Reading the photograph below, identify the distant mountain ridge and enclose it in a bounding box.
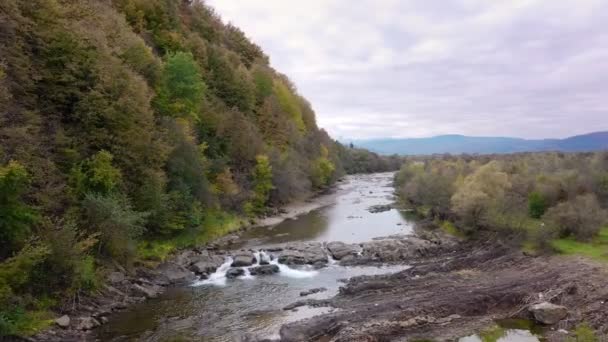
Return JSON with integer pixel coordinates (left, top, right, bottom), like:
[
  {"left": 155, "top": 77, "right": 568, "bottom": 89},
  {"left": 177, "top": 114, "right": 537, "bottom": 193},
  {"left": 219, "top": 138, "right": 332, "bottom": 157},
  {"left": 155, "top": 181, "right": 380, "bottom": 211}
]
[{"left": 353, "top": 131, "right": 608, "bottom": 155}]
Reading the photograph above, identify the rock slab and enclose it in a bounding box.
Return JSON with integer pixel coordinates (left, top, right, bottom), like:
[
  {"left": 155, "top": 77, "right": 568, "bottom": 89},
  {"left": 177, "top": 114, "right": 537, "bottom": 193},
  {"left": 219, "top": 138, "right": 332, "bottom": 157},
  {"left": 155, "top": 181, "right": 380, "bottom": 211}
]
[{"left": 529, "top": 302, "right": 568, "bottom": 324}]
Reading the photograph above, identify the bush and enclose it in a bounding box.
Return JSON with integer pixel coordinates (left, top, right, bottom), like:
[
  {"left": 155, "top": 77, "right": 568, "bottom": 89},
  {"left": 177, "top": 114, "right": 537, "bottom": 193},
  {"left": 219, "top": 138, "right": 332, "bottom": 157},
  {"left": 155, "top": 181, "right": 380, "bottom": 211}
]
[
  {"left": 542, "top": 194, "right": 607, "bottom": 241},
  {"left": 82, "top": 193, "right": 147, "bottom": 264}
]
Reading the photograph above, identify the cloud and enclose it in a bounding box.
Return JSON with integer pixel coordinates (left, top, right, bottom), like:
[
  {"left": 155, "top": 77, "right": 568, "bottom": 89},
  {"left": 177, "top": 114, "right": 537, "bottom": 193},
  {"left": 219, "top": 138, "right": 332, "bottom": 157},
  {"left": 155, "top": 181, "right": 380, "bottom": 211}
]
[{"left": 206, "top": 0, "right": 608, "bottom": 139}]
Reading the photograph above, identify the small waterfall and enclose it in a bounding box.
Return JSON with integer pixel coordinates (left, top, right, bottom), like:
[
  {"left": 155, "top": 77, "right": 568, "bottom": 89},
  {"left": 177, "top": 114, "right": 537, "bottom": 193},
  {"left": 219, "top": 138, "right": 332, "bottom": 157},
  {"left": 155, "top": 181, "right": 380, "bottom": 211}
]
[
  {"left": 192, "top": 257, "right": 233, "bottom": 287},
  {"left": 327, "top": 253, "right": 337, "bottom": 265},
  {"left": 269, "top": 258, "right": 318, "bottom": 279},
  {"left": 193, "top": 250, "right": 319, "bottom": 286},
  {"left": 241, "top": 267, "right": 254, "bottom": 280}
]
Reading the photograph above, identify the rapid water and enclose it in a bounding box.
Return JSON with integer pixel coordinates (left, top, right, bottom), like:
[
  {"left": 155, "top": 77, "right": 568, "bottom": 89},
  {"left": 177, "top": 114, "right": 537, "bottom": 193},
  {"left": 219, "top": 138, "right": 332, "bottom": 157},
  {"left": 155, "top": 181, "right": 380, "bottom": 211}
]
[{"left": 97, "top": 173, "right": 415, "bottom": 341}]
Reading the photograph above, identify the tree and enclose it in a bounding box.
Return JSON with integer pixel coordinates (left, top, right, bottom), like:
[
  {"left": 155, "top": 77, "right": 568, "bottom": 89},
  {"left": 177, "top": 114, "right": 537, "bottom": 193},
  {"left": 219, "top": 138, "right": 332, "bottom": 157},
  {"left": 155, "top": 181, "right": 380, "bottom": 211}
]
[
  {"left": 451, "top": 161, "right": 511, "bottom": 230},
  {"left": 528, "top": 191, "right": 547, "bottom": 219},
  {"left": 245, "top": 155, "right": 273, "bottom": 216},
  {"left": 154, "top": 52, "right": 206, "bottom": 120},
  {"left": 0, "top": 162, "right": 38, "bottom": 258},
  {"left": 70, "top": 151, "right": 122, "bottom": 197}
]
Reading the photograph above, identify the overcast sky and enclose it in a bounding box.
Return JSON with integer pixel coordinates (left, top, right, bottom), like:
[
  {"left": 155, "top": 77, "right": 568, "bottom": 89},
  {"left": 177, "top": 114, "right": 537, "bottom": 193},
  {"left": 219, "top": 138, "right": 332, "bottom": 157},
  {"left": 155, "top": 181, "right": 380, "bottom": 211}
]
[{"left": 206, "top": 0, "right": 608, "bottom": 140}]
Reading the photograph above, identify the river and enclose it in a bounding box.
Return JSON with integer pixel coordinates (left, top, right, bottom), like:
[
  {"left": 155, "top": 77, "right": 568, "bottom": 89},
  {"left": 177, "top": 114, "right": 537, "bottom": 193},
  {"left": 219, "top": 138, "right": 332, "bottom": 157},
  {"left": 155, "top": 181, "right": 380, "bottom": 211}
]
[{"left": 97, "top": 172, "right": 541, "bottom": 341}]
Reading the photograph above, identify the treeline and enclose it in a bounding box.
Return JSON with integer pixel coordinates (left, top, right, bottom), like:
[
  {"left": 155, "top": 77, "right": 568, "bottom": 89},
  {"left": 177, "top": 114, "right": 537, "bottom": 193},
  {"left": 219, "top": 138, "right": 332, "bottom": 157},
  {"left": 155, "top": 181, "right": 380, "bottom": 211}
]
[
  {"left": 0, "top": 0, "right": 355, "bottom": 335},
  {"left": 337, "top": 144, "right": 404, "bottom": 174},
  {"left": 396, "top": 152, "right": 608, "bottom": 246}
]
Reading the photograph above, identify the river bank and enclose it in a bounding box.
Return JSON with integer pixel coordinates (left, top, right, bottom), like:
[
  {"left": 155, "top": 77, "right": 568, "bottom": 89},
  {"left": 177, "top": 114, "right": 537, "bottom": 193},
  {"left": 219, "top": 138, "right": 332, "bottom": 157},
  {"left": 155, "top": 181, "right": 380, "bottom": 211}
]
[
  {"left": 279, "top": 233, "right": 608, "bottom": 341},
  {"left": 29, "top": 185, "right": 342, "bottom": 342}
]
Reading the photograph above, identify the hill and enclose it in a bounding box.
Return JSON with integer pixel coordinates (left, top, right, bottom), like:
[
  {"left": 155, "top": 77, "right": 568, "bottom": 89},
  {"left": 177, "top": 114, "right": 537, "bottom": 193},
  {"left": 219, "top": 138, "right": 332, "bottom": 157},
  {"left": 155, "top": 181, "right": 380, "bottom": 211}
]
[
  {"left": 0, "top": 0, "right": 383, "bottom": 335},
  {"left": 354, "top": 132, "right": 608, "bottom": 155}
]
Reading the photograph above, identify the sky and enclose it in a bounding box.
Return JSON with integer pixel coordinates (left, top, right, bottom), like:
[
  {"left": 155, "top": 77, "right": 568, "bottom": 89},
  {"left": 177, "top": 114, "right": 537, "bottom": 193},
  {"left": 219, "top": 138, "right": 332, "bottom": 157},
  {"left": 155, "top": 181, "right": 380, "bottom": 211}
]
[{"left": 205, "top": 0, "right": 608, "bottom": 140}]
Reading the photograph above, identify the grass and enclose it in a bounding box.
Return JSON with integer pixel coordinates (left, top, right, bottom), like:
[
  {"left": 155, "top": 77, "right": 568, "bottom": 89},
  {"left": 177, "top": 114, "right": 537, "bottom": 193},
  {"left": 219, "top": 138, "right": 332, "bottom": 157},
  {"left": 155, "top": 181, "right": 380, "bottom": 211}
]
[
  {"left": 439, "top": 220, "right": 466, "bottom": 238},
  {"left": 137, "top": 210, "right": 245, "bottom": 263},
  {"left": 551, "top": 227, "right": 608, "bottom": 262},
  {"left": 0, "top": 308, "right": 54, "bottom": 337}
]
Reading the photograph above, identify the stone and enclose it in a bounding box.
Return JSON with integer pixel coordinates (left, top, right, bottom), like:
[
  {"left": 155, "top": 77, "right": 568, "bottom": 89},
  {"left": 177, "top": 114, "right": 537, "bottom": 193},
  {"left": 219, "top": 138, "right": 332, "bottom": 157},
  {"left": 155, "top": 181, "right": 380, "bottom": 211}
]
[
  {"left": 326, "top": 241, "right": 358, "bottom": 260},
  {"left": 367, "top": 204, "right": 393, "bottom": 213},
  {"left": 190, "top": 255, "right": 224, "bottom": 275},
  {"left": 131, "top": 284, "right": 162, "bottom": 299},
  {"left": 107, "top": 272, "right": 126, "bottom": 284},
  {"left": 231, "top": 253, "right": 256, "bottom": 267},
  {"left": 55, "top": 315, "right": 70, "bottom": 328},
  {"left": 249, "top": 264, "right": 279, "bottom": 276},
  {"left": 299, "top": 287, "right": 327, "bottom": 297},
  {"left": 159, "top": 262, "right": 196, "bottom": 284},
  {"left": 74, "top": 316, "right": 99, "bottom": 330},
  {"left": 278, "top": 243, "right": 328, "bottom": 265},
  {"left": 529, "top": 302, "right": 568, "bottom": 324},
  {"left": 226, "top": 268, "right": 245, "bottom": 279}
]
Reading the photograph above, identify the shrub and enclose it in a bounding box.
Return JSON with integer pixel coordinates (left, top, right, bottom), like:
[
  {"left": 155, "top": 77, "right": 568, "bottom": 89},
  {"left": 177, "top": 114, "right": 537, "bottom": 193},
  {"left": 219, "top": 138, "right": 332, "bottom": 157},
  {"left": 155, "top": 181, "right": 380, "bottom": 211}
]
[
  {"left": 542, "top": 194, "right": 607, "bottom": 241},
  {"left": 82, "top": 193, "right": 147, "bottom": 263}
]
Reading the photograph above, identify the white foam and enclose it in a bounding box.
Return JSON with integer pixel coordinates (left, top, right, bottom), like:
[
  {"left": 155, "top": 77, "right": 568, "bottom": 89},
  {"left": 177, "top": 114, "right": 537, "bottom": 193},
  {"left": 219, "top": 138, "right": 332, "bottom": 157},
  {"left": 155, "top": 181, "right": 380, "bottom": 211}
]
[
  {"left": 241, "top": 267, "right": 255, "bottom": 280},
  {"left": 191, "top": 257, "right": 233, "bottom": 287},
  {"left": 270, "top": 258, "right": 318, "bottom": 279}
]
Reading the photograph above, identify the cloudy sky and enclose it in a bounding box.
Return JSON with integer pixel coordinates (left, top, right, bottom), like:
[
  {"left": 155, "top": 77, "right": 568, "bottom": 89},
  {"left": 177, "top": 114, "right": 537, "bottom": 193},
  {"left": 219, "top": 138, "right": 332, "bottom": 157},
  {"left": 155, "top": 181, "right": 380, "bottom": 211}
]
[{"left": 206, "top": 0, "right": 608, "bottom": 140}]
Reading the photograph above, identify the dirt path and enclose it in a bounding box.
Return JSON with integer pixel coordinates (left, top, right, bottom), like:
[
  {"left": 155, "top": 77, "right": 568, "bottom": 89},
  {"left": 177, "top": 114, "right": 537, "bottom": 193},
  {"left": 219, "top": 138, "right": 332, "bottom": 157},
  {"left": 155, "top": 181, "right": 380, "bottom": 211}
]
[{"left": 279, "top": 237, "right": 608, "bottom": 341}]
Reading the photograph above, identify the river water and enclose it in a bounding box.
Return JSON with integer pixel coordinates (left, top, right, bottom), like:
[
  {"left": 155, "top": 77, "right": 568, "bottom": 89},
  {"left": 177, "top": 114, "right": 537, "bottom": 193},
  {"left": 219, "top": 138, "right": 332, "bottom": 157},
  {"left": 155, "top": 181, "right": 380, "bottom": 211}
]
[
  {"left": 97, "top": 172, "right": 541, "bottom": 341},
  {"left": 98, "top": 173, "right": 414, "bottom": 341}
]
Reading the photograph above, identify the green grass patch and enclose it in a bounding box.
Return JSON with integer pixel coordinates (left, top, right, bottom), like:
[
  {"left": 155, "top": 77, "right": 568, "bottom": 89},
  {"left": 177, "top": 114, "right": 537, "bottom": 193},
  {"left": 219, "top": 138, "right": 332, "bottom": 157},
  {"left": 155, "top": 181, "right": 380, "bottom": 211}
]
[
  {"left": 439, "top": 220, "right": 465, "bottom": 238},
  {"left": 137, "top": 210, "right": 245, "bottom": 263},
  {"left": 0, "top": 308, "right": 54, "bottom": 337},
  {"left": 551, "top": 227, "right": 608, "bottom": 262}
]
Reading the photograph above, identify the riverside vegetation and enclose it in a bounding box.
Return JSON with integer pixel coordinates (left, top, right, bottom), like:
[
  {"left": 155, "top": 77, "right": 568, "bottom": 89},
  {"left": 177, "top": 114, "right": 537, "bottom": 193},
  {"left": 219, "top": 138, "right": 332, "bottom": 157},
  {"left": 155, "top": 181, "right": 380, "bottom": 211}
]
[
  {"left": 0, "top": 0, "right": 401, "bottom": 336},
  {"left": 395, "top": 152, "right": 608, "bottom": 255}
]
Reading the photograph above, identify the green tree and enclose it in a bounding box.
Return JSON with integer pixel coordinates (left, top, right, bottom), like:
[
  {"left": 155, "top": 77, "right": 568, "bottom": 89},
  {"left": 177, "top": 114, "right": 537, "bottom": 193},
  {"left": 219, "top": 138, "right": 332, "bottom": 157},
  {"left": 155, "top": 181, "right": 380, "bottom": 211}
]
[
  {"left": 154, "top": 52, "right": 206, "bottom": 120},
  {"left": 70, "top": 151, "right": 122, "bottom": 197},
  {"left": 0, "top": 162, "right": 38, "bottom": 258},
  {"left": 245, "top": 155, "right": 273, "bottom": 216},
  {"left": 528, "top": 191, "right": 547, "bottom": 219},
  {"left": 451, "top": 161, "right": 511, "bottom": 230}
]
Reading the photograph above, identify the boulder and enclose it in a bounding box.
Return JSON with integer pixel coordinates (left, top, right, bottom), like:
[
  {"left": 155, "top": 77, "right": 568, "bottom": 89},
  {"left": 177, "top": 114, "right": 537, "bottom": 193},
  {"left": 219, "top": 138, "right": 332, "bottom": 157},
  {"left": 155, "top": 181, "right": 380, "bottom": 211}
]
[
  {"left": 159, "top": 263, "right": 196, "bottom": 285},
  {"left": 226, "top": 268, "right": 245, "bottom": 279},
  {"left": 190, "top": 255, "right": 224, "bottom": 275},
  {"left": 107, "top": 272, "right": 126, "bottom": 284},
  {"left": 278, "top": 243, "right": 328, "bottom": 265},
  {"left": 55, "top": 315, "right": 70, "bottom": 328},
  {"left": 174, "top": 250, "right": 197, "bottom": 267},
  {"left": 249, "top": 264, "right": 279, "bottom": 276},
  {"left": 74, "top": 316, "right": 99, "bottom": 331},
  {"left": 326, "top": 241, "right": 358, "bottom": 260},
  {"left": 231, "top": 253, "right": 256, "bottom": 267},
  {"left": 529, "top": 302, "right": 568, "bottom": 324}
]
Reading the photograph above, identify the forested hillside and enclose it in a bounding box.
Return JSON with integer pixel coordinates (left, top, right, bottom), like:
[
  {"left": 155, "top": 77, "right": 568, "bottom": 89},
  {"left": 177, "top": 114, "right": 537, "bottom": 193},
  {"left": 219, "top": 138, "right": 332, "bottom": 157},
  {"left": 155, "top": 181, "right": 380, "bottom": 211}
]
[{"left": 0, "top": 0, "right": 370, "bottom": 335}]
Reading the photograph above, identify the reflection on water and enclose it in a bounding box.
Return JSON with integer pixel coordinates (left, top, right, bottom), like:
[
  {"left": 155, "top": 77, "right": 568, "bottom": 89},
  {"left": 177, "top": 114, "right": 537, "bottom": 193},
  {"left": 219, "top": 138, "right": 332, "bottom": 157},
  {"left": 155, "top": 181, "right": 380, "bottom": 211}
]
[
  {"left": 236, "top": 172, "right": 414, "bottom": 248},
  {"left": 98, "top": 173, "right": 416, "bottom": 341},
  {"left": 460, "top": 319, "right": 544, "bottom": 342}
]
